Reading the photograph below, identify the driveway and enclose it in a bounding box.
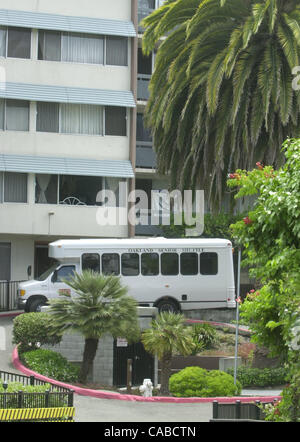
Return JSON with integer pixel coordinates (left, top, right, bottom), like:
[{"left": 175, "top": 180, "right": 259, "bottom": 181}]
[{"left": 0, "top": 315, "right": 212, "bottom": 423}]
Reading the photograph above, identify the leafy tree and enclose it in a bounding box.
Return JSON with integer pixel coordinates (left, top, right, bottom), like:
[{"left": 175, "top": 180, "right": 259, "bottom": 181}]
[
  {"left": 228, "top": 137, "right": 300, "bottom": 420},
  {"left": 142, "top": 0, "right": 300, "bottom": 209},
  {"left": 161, "top": 212, "right": 242, "bottom": 242},
  {"left": 48, "top": 271, "right": 140, "bottom": 384},
  {"left": 228, "top": 137, "right": 300, "bottom": 357},
  {"left": 141, "top": 312, "right": 195, "bottom": 395}
]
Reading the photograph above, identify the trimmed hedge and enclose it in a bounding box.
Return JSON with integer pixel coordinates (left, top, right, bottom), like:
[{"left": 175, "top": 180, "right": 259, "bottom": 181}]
[
  {"left": 13, "top": 313, "right": 61, "bottom": 353},
  {"left": 169, "top": 366, "right": 242, "bottom": 398},
  {"left": 226, "top": 366, "right": 289, "bottom": 387},
  {"left": 22, "top": 349, "right": 80, "bottom": 383}
]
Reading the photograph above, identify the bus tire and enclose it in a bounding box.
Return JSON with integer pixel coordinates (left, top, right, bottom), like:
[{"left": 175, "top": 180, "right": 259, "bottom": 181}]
[
  {"left": 28, "top": 297, "right": 48, "bottom": 313},
  {"left": 156, "top": 298, "right": 180, "bottom": 314}
]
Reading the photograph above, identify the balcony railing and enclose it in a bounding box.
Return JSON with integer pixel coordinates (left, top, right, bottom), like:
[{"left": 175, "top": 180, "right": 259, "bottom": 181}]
[
  {"left": 136, "top": 142, "right": 157, "bottom": 169},
  {"left": 137, "top": 74, "right": 151, "bottom": 101},
  {"left": 0, "top": 281, "right": 24, "bottom": 311}
]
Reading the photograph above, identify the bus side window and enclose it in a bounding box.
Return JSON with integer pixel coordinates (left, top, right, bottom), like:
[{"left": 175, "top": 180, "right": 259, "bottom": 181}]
[
  {"left": 180, "top": 253, "right": 198, "bottom": 275},
  {"left": 121, "top": 253, "right": 140, "bottom": 276},
  {"left": 141, "top": 253, "right": 159, "bottom": 276},
  {"left": 102, "top": 253, "right": 120, "bottom": 275},
  {"left": 161, "top": 253, "right": 179, "bottom": 276},
  {"left": 82, "top": 253, "right": 100, "bottom": 273},
  {"left": 200, "top": 252, "right": 218, "bottom": 275}
]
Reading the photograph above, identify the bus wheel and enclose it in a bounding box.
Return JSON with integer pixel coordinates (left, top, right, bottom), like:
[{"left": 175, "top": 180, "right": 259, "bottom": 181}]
[
  {"left": 156, "top": 299, "right": 180, "bottom": 314},
  {"left": 29, "top": 297, "right": 48, "bottom": 313}
]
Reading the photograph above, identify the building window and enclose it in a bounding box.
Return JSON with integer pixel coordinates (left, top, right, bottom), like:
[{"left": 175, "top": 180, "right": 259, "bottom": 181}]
[
  {"left": 200, "top": 252, "right": 218, "bottom": 275},
  {"left": 35, "top": 174, "right": 58, "bottom": 204},
  {"left": 35, "top": 174, "right": 125, "bottom": 207},
  {"left": 36, "top": 101, "right": 127, "bottom": 136},
  {"left": 38, "top": 30, "right": 61, "bottom": 61},
  {"left": 106, "top": 36, "right": 128, "bottom": 66},
  {"left": 105, "top": 107, "right": 127, "bottom": 136},
  {"left": 2, "top": 172, "right": 28, "bottom": 203},
  {"left": 36, "top": 102, "right": 103, "bottom": 135},
  {"left": 37, "top": 102, "right": 60, "bottom": 133},
  {"left": 0, "top": 26, "right": 31, "bottom": 59},
  {"left": 59, "top": 175, "right": 103, "bottom": 206},
  {"left": 4, "top": 100, "right": 29, "bottom": 132},
  {"left": 60, "top": 103, "right": 103, "bottom": 135},
  {"left": 62, "top": 32, "right": 104, "bottom": 64},
  {"left": 38, "top": 30, "right": 127, "bottom": 66}
]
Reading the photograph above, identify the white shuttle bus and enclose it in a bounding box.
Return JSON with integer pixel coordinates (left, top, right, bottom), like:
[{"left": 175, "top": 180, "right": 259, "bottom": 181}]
[{"left": 18, "top": 238, "right": 236, "bottom": 313}]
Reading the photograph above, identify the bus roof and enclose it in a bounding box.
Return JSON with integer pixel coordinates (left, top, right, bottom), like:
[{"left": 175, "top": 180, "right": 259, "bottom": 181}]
[{"left": 49, "top": 238, "right": 232, "bottom": 259}]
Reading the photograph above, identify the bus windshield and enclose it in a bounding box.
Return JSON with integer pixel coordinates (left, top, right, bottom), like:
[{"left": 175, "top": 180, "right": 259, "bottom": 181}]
[{"left": 36, "top": 263, "right": 59, "bottom": 281}]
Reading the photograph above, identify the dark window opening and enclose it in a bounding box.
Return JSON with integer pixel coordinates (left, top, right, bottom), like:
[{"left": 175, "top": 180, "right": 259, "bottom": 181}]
[
  {"left": 102, "top": 253, "right": 120, "bottom": 275},
  {"left": 121, "top": 253, "right": 140, "bottom": 276},
  {"left": 161, "top": 253, "right": 179, "bottom": 276},
  {"left": 180, "top": 253, "right": 198, "bottom": 275},
  {"left": 141, "top": 253, "right": 159, "bottom": 276},
  {"left": 200, "top": 252, "right": 218, "bottom": 275},
  {"left": 82, "top": 253, "right": 100, "bottom": 273}
]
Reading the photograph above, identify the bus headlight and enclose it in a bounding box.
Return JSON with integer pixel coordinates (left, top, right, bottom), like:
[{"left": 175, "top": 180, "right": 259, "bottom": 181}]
[{"left": 19, "top": 289, "right": 26, "bottom": 296}]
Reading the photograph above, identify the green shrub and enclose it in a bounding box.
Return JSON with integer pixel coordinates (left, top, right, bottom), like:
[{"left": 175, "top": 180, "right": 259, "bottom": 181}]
[
  {"left": 169, "top": 366, "right": 242, "bottom": 397},
  {"left": 226, "top": 366, "right": 289, "bottom": 388},
  {"left": 13, "top": 313, "right": 61, "bottom": 353},
  {"left": 22, "top": 349, "right": 79, "bottom": 383},
  {"left": 190, "top": 323, "right": 218, "bottom": 354}
]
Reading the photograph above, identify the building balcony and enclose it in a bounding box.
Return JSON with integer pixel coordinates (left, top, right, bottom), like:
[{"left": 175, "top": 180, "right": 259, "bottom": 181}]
[
  {"left": 137, "top": 74, "right": 151, "bottom": 101},
  {"left": 136, "top": 142, "right": 157, "bottom": 169},
  {"left": 0, "top": 202, "right": 128, "bottom": 238}
]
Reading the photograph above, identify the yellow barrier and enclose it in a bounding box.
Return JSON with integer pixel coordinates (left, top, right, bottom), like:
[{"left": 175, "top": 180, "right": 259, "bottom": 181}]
[{"left": 0, "top": 407, "right": 75, "bottom": 422}]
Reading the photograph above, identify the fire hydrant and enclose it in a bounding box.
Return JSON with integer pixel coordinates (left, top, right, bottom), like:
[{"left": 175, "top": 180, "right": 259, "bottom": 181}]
[{"left": 139, "top": 378, "right": 153, "bottom": 397}]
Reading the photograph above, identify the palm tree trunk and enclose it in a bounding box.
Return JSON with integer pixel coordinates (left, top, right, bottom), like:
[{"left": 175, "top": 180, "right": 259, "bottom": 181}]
[
  {"left": 79, "top": 338, "right": 99, "bottom": 384},
  {"left": 160, "top": 353, "right": 172, "bottom": 396}
]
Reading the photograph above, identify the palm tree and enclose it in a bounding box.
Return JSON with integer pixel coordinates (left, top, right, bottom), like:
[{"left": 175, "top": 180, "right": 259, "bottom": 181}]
[
  {"left": 142, "top": 0, "right": 300, "bottom": 210},
  {"left": 48, "top": 270, "right": 140, "bottom": 384},
  {"left": 141, "top": 312, "right": 195, "bottom": 395}
]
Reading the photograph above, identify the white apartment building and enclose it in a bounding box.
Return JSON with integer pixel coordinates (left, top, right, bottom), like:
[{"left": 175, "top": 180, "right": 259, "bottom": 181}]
[{"left": 0, "top": 0, "right": 138, "bottom": 282}]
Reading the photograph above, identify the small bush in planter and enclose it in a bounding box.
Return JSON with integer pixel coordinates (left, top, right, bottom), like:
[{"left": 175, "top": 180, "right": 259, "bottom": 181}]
[
  {"left": 169, "top": 366, "right": 242, "bottom": 397},
  {"left": 13, "top": 313, "right": 61, "bottom": 354},
  {"left": 22, "top": 349, "right": 80, "bottom": 383}
]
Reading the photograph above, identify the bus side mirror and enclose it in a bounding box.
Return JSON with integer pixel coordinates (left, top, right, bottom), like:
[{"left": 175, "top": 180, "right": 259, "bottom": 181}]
[
  {"left": 51, "top": 271, "right": 58, "bottom": 283},
  {"left": 27, "top": 265, "right": 32, "bottom": 278}
]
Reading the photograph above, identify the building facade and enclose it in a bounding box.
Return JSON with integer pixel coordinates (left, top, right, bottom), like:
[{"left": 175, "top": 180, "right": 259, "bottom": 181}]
[{"left": 0, "top": 0, "right": 138, "bottom": 282}]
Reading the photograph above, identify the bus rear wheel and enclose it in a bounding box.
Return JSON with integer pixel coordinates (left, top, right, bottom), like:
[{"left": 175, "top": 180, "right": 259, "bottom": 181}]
[{"left": 156, "top": 299, "right": 180, "bottom": 314}]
